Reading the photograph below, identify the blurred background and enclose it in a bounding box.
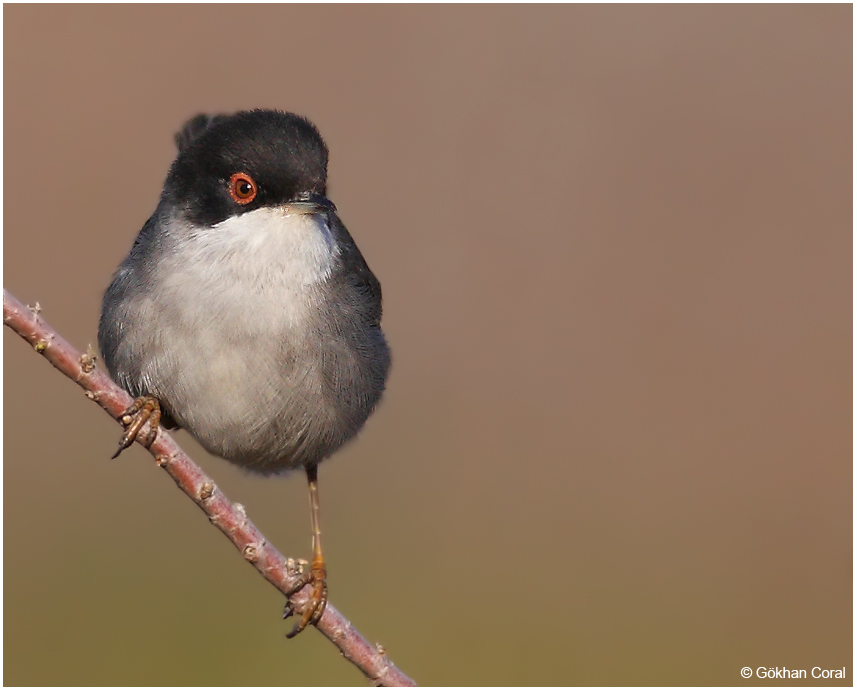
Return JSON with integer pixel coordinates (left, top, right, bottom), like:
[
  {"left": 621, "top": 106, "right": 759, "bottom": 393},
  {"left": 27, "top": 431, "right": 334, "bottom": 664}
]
[{"left": 3, "top": 5, "right": 851, "bottom": 686}]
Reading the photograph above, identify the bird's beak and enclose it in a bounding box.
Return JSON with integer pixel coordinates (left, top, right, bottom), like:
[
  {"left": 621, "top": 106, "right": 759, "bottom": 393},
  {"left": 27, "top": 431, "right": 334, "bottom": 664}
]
[{"left": 284, "top": 193, "right": 337, "bottom": 215}]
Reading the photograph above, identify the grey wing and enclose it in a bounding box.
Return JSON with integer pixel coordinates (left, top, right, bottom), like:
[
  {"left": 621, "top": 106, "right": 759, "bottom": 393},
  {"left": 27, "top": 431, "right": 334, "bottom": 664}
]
[
  {"left": 328, "top": 213, "right": 383, "bottom": 327},
  {"left": 97, "top": 213, "right": 161, "bottom": 397}
]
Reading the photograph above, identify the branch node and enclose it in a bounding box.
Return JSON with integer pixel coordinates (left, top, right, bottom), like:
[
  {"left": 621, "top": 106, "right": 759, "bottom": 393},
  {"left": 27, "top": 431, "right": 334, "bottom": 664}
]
[
  {"left": 155, "top": 454, "right": 170, "bottom": 467},
  {"left": 370, "top": 669, "right": 389, "bottom": 687},
  {"left": 34, "top": 339, "right": 48, "bottom": 353},
  {"left": 80, "top": 351, "right": 97, "bottom": 373},
  {"left": 199, "top": 481, "right": 215, "bottom": 501},
  {"left": 243, "top": 543, "right": 259, "bottom": 562}
]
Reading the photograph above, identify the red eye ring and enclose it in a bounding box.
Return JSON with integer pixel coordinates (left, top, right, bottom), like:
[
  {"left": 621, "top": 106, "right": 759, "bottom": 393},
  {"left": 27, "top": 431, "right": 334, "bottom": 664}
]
[{"left": 229, "top": 172, "right": 258, "bottom": 204}]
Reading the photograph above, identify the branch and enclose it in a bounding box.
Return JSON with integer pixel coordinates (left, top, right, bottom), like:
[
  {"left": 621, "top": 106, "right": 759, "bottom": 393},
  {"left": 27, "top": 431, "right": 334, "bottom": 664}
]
[{"left": 3, "top": 288, "right": 416, "bottom": 688}]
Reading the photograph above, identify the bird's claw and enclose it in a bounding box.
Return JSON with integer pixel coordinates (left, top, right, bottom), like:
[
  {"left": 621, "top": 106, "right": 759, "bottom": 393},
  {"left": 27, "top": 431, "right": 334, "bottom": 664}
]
[
  {"left": 284, "top": 562, "right": 327, "bottom": 638},
  {"left": 112, "top": 395, "right": 162, "bottom": 458}
]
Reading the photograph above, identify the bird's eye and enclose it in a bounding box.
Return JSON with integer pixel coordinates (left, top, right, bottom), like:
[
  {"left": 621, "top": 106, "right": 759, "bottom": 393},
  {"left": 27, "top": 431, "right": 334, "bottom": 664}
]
[{"left": 229, "top": 173, "right": 258, "bottom": 204}]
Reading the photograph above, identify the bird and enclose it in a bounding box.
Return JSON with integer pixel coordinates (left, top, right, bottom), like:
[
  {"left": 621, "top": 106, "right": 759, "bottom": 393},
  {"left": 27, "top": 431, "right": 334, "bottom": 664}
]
[{"left": 98, "top": 109, "right": 391, "bottom": 637}]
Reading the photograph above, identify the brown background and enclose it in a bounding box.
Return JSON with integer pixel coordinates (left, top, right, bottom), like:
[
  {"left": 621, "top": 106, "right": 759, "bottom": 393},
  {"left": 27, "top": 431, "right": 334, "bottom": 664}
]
[{"left": 3, "top": 5, "right": 851, "bottom": 686}]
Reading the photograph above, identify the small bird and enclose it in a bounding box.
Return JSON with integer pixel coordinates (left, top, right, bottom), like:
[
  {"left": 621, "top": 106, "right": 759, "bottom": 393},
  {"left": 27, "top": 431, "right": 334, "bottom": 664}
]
[{"left": 98, "top": 109, "right": 391, "bottom": 637}]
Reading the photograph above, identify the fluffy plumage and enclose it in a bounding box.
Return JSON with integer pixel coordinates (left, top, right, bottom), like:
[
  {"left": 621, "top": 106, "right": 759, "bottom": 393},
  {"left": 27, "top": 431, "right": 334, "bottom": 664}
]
[{"left": 98, "top": 110, "right": 390, "bottom": 473}]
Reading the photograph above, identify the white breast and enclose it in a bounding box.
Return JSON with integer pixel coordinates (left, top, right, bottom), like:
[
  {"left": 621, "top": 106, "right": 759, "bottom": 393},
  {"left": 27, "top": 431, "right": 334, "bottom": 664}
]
[
  {"left": 125, "top": 208, "right": 340, "bottom": 438},
  {"left": 155, "top": 207, "right": 340, "bottom": 334}
]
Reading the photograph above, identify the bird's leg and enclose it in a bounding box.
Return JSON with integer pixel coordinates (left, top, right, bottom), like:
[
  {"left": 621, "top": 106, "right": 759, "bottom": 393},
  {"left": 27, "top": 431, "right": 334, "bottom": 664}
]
[
  {"left": 283, "top": 463, "right": 328, "bottom": 638},
  {"left": 112, "top": 394, "right": 162, "bottom": 459}
]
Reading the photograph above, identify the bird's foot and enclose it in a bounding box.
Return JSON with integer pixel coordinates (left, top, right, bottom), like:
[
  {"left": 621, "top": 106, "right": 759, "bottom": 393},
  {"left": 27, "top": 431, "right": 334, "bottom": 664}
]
[
  {"left": 112, "top": 395, "right": 162, "bottom": 458},
  {"left": 283, "top": 558, "right": 328, "bottom": 638}
]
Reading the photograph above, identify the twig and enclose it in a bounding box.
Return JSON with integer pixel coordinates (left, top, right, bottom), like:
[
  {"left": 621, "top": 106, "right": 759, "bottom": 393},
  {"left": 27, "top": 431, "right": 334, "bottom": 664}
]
[{"left": 3, "top": 287, "right": 416, "bottom": 688}]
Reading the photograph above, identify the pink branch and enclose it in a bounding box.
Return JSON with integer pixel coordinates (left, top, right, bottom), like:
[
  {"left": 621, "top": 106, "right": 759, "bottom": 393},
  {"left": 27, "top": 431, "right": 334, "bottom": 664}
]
[{"left": 3, "top": 288, "right": 416, "bottom": 687}]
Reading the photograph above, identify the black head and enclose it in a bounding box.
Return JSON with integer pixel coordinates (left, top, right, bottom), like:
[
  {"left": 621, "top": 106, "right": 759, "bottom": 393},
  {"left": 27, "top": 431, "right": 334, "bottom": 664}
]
[{"left": 162, "top": 110, "right": 330, "bottom": 226}]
